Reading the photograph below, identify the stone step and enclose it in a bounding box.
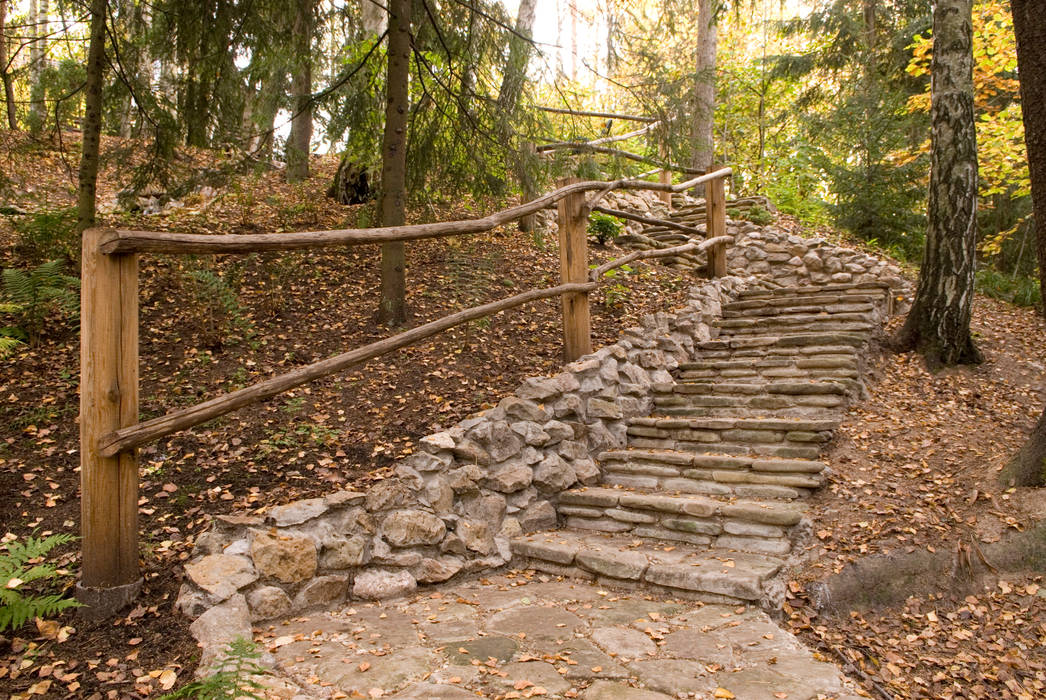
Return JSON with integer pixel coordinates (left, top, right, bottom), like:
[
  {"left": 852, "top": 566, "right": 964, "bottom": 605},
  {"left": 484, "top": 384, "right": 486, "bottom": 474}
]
[
  {"left": 598, "top": 448, "right": 828, "bottom": 499},
  {"left": 660, "top": 379, "right": 856, "bottom": 396},
  {"left": 723, "top": 296, "right": 883, "bottom": 312},
  {"left": 678, "top": 356, "right": 860, "bottom": 381},
  {"left": 623, "top": 436, "right": 823, "bottom": 460},
  {"left": 626, "top": 416, "right": 836, "bottom": 451},
  {"left": 736, "top": 282, "right": 890, "bottom": 299},
  {"left": 555, "top": 487, "right": 805, "bottom": 556},
  {"left": 653, "top": 404, "right": 843, "bottom": 419},
  {"left": 696, "top": 333, "right": 868, "bottom": 357},
  {"left": 512, "top": 529, "right": 786, "bottom": 603},
  {"left": 679, "top": 355, "right": 858, "bottom": 372},
  {"left": 716, "top": 312, "right": 875, "bottom": 327},
  {"left": 716, "top": 322, "right": 877, "bottom": 337}
]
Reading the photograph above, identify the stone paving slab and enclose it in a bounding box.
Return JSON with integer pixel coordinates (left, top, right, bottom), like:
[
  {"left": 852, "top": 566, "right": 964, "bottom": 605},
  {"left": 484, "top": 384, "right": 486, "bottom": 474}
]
[{"left": 254, "top": 572, "right": 866, "bottom": 699}]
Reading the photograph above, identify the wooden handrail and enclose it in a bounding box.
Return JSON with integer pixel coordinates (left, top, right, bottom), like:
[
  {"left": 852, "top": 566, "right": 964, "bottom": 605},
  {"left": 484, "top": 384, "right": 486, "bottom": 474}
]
[
  {"left": 592, "top": 205, "right": 703, "bottom": 237},
  {"left": 96, "top": 169, "right": 733, "bottom": 256},
  {"left": 98, "top": 281, "right": 597, "bottom": 457},
  {"left": 589, "top": 235, "right": 733, "bottom": 280}
]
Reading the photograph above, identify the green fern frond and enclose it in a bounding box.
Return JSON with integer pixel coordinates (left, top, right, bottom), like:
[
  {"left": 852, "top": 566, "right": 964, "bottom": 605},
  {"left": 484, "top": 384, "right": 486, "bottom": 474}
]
[
  {"left": 0, "top": 532, "right": 79, "bottom": 632},
  {"left": 159, "top": 638, "right": 270, "bottom": 700},
  {"left": 0, "top": 333, "right": 25, "bottom": 358}
]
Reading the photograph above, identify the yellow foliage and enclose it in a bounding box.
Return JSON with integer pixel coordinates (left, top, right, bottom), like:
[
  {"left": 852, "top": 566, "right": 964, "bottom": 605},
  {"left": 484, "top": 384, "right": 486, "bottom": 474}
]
[{"left": 904, "top": 0, "right": 1028, "bottom": 255}]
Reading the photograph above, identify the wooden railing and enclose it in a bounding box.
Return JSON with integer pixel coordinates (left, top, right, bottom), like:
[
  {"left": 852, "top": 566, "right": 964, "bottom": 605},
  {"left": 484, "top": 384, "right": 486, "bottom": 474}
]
[{"left": 76, "top": 166, "right": 733, "bottom": 614}]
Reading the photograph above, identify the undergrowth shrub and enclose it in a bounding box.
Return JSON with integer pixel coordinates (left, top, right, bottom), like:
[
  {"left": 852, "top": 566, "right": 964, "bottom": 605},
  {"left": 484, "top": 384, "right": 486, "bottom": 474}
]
[
  {"left": 0, "top": 532, "right": 80, "bottom": 632},
  {"left": 588, "top": 212, "right": 623, "bottom": 245},
  {"left": 159, "top": 638, "right": 269, "bottom": 700},
  {"left": 742, "top": 205, "right": 775, "bottom": 226},
  {"left": 1, "top": 260, "right": 80, "bottom": 356},
  {"left": 12, "top": 207, "right": 79, "bottom": 264},
  {"left": 182, "top": 262, "right": 254, "bottom": 350},
  {"left": 975, "top": 268, "right": 1042, "bottom": 309}
]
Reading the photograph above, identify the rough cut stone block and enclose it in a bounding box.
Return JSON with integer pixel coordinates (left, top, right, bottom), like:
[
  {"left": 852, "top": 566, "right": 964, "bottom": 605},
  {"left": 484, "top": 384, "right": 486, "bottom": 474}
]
[
  {"left": 266, "top": 498, "right": 328, "bottom": 527},
  {"left": 184, "top": 554, "right": 258, "bottom": 602},
  {"left": 381, "top": 509, "right": 447, "bottom": 547},
  {"left": 251, "top": 531, "right": 317, "bottom": 584},
  {"left": 352, "top": 568, "right": 417, "bottom": 600}
]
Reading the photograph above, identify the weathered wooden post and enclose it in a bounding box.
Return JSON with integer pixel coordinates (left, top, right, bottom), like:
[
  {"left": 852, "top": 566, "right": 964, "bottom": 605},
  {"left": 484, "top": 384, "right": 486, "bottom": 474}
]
[
  {"left": 658, "top": 170, "right": 673, "bottom": 206},
  {"left": 557, "top": 178, "right": 592, "bottom": 361},
  {"left": 705, "top": 173, "right": 727, "bottom": 277},
  {"left": 519, "top": 142, "right": 538, "bottom": 233},
  {"left": 77, "top": 227, "right": 142, "bottom": 618},
  {"left": 657, "top": 143, "right": 672, "bottom": 206}
]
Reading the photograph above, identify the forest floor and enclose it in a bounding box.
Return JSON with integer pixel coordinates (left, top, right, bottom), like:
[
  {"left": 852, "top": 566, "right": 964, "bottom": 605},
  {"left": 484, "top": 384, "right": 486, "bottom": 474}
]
[{"left": 0, "top": 132, "right": 1044, "bottom": 700}]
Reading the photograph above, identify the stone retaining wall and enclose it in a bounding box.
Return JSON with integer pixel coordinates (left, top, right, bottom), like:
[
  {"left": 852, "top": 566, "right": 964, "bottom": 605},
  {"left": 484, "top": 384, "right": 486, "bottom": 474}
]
[{"left": 176, "top": 276, "right": 751, "bottom": 622}]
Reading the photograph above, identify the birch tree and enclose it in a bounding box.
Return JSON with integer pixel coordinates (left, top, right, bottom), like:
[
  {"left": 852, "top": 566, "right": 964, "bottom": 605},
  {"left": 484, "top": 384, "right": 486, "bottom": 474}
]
[{"left": 895, "top": 0, "right": 981, "bottom": 367}]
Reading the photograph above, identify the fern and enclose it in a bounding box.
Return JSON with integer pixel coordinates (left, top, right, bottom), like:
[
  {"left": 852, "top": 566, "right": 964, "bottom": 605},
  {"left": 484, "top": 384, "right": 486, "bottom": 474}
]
[
  {"left": 159, "top": 638, "right": 270, "bottom": 700},
  {"left": 0, "top": 532, "right": 80, "bottom": 632},
  {"left": 0, "top": 260, "right": 80, "bottom": 345},
  {"left": 184, "top": 265, "right": 254, "bottom": 349}
]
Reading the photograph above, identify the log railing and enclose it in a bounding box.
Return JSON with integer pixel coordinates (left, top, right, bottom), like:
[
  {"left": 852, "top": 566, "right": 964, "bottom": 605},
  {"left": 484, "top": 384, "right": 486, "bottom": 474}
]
[{"left": 77, "top": 166, "right": 732, "bottom": 615}]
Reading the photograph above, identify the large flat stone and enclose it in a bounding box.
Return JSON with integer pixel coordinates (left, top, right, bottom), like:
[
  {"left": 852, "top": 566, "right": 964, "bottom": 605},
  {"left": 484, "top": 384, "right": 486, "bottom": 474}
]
[
  {"left": 581, "top": 680, "right": 673, "bottom": 699},
  {"left": 486, "top": 606, "right": 585, "bottom": 641},
  {"left": 576, "top": 549, "right": 649, "bottom": 581},
  {"left": 590, "top": 626, "right": 657, "bottom": 659}
]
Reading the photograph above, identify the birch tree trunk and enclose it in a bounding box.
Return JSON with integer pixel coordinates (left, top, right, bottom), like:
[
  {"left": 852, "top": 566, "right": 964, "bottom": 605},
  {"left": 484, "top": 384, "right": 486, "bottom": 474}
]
[
  {"left": 1010, "top": 0, "right": 1046, "bottom": 320},
  {"left": 895, "top": 0, "right": 981, "bottom": 367},
  {"left": 689, "top": 0, "right": 717, "bottom": 174},
  {"left": 29, "top": 0, "right": 48, "bottom": 131},
  {"left": 0, "top": 0, "right": 16, "bottom": 129},
  {"left": 377, "top": 0, "right": 411, "bottom": 325},
  {"left": 285, "top": 0, "right": 314, "bottom": 182},
  {"left": 78, "top": 0, "right": 107, "bottom": 233}
]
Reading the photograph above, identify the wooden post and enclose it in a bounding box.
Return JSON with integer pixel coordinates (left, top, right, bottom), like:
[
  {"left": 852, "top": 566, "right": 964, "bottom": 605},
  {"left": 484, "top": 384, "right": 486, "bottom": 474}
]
[
  {"left": 557, "top": 177, "right": 592, "bottom": 361},
  {"left": 77, "top": 228, "right": 142, "bottom": 618},
  {"left": 519, "top": 142, "right": 537, "bottom": 233},
  {"left": 704, "top": 174, "right": 727, "bottom": 277},
  {"left": 658, "top": 143, "right": 672, "bottom": 206},
  {"left": 658, "top": 170, "right": 672, "bottom": 206}
]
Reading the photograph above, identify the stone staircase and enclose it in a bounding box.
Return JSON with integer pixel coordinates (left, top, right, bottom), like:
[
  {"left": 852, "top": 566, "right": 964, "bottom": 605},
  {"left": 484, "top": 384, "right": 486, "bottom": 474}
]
[{"left": 511, "top": 282, "right": 891, "bottom": 607}]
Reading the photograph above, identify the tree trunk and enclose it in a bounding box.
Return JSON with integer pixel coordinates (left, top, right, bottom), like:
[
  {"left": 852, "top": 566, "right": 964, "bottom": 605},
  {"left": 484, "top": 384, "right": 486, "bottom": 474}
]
[
  {"left": 377, "top": 0, "right": 410, "bottom": 325},
  {"left": 496, "top": 0, "right": 536, "bottom": 117},
  {"left": 285, "top": 0, "right": 313, "bottom": 182},
  {"left": 690, "top": 0, "right": 717, "bottom": 175},
  {"left": 0, "top": 0, "right": 16, "bottom": 129},
  {"left": 1011, "top": 0, "right": 1046, "bottom": 319},
  {"left": 78, "top": 0, "right": 107, "bottom": 234},
  {"left": 895, "top": 0, "right": 982, "bottom": 368},
  {"left": 29, "top": 0, "right": 48, "bottom": 131},
  {"left": 251, "top": 69, "right": 285, "bottom": 162},
  {"left": 117, "top": 0, "right": 144, "bottom": 138},
  {"left": 1000, "top": 406, "right": 1046, "bottom": 487}
]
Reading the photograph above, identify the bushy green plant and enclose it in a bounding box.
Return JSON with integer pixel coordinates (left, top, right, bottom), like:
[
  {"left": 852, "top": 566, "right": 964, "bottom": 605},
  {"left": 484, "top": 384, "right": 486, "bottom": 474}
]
[
  {"left": 975, "top": 268, "right": 1042, "bottom": 309},
  {"left": 1, "top": 260, "right": 80, "bottom": 354},
  {"left": 598, "top": 264, "right": 634, "bottom": 311},
  {"left": 183, "top": 263, "right": 254, "bottom": 350},
  {"left": 159, "top": 638, "right": 269, "bottom": 700},
  {"left": 0, "top": 532, "right": 80, "bottom": 632},
  {"left": 588, "top": 212, "right": 623, "bottom": 245},
  {"left": 743, "top": 205, "right": 775, "bottom": 226},
  {"left": 11, "top": 207, "right": 79, "bottom": 264}
]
